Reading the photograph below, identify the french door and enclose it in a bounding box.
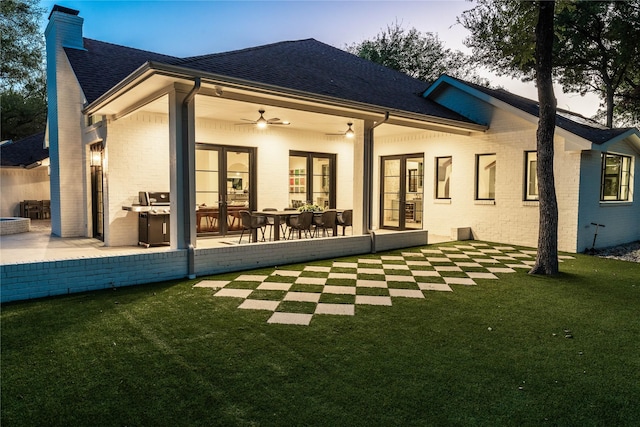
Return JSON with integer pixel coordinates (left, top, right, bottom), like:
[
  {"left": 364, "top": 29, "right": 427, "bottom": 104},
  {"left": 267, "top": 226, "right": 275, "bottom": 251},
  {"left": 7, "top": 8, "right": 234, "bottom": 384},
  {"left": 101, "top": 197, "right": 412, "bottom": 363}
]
[
  {"left": 288, "top": 151, "right": 336, "bottom": 209},
  {"left": 196, "top": 144, "right": 256, "bottom": 236},
  {"left": 380, "top": 154, "right": 424, "bottom": 230}
]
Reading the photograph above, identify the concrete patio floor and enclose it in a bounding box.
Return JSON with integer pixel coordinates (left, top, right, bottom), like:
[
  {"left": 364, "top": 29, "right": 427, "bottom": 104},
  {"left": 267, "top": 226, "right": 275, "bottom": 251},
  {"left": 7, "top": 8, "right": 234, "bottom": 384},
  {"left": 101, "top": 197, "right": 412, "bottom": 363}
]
[{"left": 0, "top": 220, "right": 452, "bottom": 265}]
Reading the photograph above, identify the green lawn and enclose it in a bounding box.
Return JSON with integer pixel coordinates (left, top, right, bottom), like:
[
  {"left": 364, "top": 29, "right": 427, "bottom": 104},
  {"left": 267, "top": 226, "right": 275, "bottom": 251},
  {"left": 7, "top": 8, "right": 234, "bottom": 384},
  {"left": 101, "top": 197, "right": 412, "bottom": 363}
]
[{"left": 2, "top": 242, "right": 639, "bottom": 426}]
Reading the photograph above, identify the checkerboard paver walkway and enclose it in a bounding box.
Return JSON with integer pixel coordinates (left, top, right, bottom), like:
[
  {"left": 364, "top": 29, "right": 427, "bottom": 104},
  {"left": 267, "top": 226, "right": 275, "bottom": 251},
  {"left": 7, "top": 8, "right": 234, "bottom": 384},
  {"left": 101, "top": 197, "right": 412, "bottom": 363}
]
[{"left": 193, "top": 243, "right": 574, "bottom": 326}]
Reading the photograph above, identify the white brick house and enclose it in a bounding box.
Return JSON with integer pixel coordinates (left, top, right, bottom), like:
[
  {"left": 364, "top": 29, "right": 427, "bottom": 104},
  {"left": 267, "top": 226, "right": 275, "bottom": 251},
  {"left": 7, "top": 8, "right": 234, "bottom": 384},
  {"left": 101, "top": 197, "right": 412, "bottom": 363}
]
[{"left": 45, "top": 5, "right": 639, "bottom": 259}]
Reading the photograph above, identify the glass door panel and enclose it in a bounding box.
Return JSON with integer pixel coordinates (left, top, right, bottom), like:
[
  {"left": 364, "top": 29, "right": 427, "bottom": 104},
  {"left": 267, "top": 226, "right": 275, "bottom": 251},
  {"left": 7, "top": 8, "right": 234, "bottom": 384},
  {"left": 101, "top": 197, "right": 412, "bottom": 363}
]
[
  {"left": 382, "top": 158, "right": 401, "bottom": 229},
  {"left": 226, "top": 150, "right": 250, "bottom": 232},
  {"left": 405, "top": 157, "right": 423, "bottom": 230},
  {"left": 288, "top": 155, "right": 307, "bottom": 208},
  {"left": 312, "top": 157, "right": 331, "bottom": 209},
  {"left": 381, "top": 155, "right": 424, "bottom": 230}
]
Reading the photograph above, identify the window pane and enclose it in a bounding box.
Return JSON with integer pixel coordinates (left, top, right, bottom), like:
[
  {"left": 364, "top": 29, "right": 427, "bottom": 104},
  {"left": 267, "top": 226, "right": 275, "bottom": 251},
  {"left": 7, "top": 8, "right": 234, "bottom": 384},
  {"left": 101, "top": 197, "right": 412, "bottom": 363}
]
[
  {"left": 525, "top": 152, "right": 538, "bottom": 201},
  {"left": 476, "top": 154, "right": 496, "bottom": 200},
  {"left": 601, "top": 153, "right": 632, "bottom": 202},
  {"left": 436, "top": 156, "right": 452, "bottom": 199}
]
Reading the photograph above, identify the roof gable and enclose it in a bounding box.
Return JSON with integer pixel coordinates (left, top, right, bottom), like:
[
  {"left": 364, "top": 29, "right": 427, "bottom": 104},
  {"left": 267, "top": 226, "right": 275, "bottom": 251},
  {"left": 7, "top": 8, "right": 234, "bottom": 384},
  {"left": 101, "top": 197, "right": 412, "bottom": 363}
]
[{"left": 424, "top": 75, "right": 637, "bottom": 146}]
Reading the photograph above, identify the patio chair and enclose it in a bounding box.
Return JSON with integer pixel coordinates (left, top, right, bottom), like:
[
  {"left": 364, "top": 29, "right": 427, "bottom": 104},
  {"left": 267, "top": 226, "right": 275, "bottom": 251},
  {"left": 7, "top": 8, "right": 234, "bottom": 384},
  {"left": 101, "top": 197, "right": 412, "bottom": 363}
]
[
  {"left": 239, "top": 210, "right": 266, "bottom": 243},
  {"left": 24, "top": 200, "right": 42, "bottom": 219},
  {"left": 263, "top": 208, "right": 286, "bottom": 241},
  {"left": 312, "top": 209, "right": 337, "bottom": 237},
  {"left": 336, "top": 209, "right": 352, "bottom": 236},
  {"left": 287, "top": 211, "right": 313, "bottom": 239},
  {"left": 41, "top": 200, "right": 51, "bottom": 219}
]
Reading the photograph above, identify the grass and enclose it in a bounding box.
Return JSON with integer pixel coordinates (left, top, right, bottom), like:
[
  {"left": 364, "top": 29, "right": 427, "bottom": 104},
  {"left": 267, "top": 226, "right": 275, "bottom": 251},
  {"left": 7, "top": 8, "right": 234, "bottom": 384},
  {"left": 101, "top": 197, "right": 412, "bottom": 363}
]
[{"left": 2, "top": 242, "right": 639, "bottom": 426}]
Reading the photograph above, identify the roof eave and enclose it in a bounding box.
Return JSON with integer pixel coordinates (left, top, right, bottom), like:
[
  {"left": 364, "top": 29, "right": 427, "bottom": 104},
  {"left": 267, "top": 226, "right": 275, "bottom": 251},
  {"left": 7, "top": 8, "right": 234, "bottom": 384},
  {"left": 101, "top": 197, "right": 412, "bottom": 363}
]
[{"left": 84, "top": 61, "right": 488, "bottom": 133}]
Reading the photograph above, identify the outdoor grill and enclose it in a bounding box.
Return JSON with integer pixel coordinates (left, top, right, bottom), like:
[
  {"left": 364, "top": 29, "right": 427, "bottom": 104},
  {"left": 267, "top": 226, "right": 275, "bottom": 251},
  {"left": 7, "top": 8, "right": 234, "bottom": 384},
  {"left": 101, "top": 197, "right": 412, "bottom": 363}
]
[{"left": 138, "top": 191, "right": 170, "bottom": 247}]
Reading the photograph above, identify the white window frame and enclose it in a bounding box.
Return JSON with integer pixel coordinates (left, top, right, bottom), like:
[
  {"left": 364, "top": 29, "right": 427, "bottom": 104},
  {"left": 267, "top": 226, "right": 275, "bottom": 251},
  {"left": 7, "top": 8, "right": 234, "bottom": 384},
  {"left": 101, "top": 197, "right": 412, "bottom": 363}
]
[
  {"left": 475, "top": 153, "right": 496, "bottom": 201},
  {"left": 524, "top": 151, "right": 538, "bottom": 201}
]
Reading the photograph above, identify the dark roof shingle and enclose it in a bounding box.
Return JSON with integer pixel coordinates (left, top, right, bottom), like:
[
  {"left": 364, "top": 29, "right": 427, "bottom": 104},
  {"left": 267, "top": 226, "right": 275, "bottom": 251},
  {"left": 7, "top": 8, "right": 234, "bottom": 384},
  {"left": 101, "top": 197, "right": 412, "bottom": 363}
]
[
  {"left": 0, "top": 132, "right": 48, "bottom": 167},
  {"left": 64, "top": 38, "right": 474, "bottom": 123}
]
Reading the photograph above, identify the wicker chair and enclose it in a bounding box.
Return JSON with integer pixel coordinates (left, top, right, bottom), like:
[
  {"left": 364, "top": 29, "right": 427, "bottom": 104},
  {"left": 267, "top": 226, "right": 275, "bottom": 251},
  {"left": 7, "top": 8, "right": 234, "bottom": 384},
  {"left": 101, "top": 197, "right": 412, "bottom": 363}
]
[
  {"left": 336, "top": 209, "right": 353, "bottom": 236},
  {"left": 238, "top": 210, "right": 266, "bottom": 243},
  {"left": 287, "top": 211, "right": 314, "bottom": 239}
]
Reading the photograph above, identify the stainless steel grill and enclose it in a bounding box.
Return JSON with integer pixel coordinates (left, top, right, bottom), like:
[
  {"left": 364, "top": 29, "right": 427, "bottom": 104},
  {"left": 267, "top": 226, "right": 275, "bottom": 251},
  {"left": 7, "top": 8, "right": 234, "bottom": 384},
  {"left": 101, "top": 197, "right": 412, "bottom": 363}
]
[{"left": 138, "top": 191, "right": 170, "bottom": 247}]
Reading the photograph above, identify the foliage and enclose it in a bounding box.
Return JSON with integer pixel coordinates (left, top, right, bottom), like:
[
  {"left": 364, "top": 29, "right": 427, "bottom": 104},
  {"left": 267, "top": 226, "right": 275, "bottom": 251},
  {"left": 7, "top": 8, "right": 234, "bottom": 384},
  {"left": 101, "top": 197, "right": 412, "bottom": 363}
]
[
  {"left": 0, "top": 0, "right": 46, "bottom": 92},
  {"left": 298, "top": 204, "right": 324, "bottom": 212},
  {"left": 0, "top": 0, "right": 47, "bottom": 141},
  {"left": 459, "top": 0, "right": 640, "bottom": 128},
  {"left": 346, "top": 21, "right": 488, "bottom": 85},
  {"left": 2, "top": 244, "right": 639, "bottom": 425},
  {"left": 1, "top": 82, "right": 47, "bottom": 142}
]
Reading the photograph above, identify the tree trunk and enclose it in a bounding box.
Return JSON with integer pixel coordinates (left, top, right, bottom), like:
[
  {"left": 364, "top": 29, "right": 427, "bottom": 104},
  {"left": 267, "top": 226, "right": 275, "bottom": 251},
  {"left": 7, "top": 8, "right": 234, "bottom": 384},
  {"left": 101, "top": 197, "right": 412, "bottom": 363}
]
[{"left": 530, "top": 0, "right": 559, "bottom": 276}]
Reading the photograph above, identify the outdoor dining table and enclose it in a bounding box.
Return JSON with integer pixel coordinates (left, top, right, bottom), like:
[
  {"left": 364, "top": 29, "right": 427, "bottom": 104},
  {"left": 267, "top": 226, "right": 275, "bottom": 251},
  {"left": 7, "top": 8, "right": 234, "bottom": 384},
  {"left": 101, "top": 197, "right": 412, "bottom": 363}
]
[{"left": 253, "top": 210, "right": 342, "bottom": 241}]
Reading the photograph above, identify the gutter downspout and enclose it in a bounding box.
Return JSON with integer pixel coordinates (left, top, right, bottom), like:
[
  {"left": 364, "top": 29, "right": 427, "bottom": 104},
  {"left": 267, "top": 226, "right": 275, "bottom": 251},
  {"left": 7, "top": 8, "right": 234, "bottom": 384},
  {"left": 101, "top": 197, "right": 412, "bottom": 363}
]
[
  {"left": 182, "top": 78, "right": 201, "bottom": 279},
  {"left": 365, "top": 112, "right": 389, "bottom": 254}
]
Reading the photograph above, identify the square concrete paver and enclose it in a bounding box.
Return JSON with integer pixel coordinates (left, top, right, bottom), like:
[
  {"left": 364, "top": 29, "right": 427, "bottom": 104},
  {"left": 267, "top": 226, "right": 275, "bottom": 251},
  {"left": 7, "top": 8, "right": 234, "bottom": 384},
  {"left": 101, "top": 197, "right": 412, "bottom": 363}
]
[
  {"left": 411, "top": 270, "right": 440, "bottom": 277},
  {"left": 385, "top": 275, "right": 416, "bottom": 282},
  {"left": 487, "top": 267, "right": 516, "bottom": 273},
  {"left": 295, "top": 277, "right": 327, "bottom": 285},
  {"left": 355, "top": 295, "right": 393, "bottom": 306},
  {"left": 268, "top": 312, "right": 313, "bottom": 325},
  {"left": 388, "top": 289, "right": 424, "bottom": 298},
  {"left": 257, "top": 282, "right": 292, "bottom": 291},
  {"left": 356, "top": 279, "right": 388, "bottom": 288},
  {"left": 323, "top": 285, "right": 356, "bottom": 295},
  {"left": 193, "top": 280, "right": 229, "bottom": 288},
  {"left": 239, "top": 299, "right": 280, "bottom": 311},
  {"left": 466, "top": 272, "right": 499, "bottom": 280},
  {"left": 305, "top": 266, "right": 332, "bottom": 273},
  {"left": 333, "top": 262, "right": 358, "bottom": 268},
  {"left": 418, "top": 282, "right": 453, "bottom": 292},
  {"left": 358, "top": 268, "right": 384, "bottom": 274},
  {"left": 235, "top": 275, "right": 269, "bottom": 282},
  {"left": 315, "top": 303, "right": 355, "bottom": 316},
  {"left": 214, "top": 288, "right": 253, "bottom": 298},
  {"left": 272, "top": 270, "right": 302, "bottom": 277},
  {"left": 443, "top": 277, "right": 477, "bottom": 286},
  {"left": 328, "top": 272, "right": 358, "bottom": 280},
  {"left": 284, "top": 292, "right": 321, "bottom": 302}
]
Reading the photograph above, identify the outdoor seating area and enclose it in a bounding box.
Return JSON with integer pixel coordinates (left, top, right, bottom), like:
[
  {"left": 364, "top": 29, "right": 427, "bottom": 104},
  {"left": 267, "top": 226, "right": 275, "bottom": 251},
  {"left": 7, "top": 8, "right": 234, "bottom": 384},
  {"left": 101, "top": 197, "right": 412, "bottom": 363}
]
[
  {"left": 237, "top": 209, "right": 353, "bottom": 244},
  {"left": 19, "top": 200, "right": 50, "bottom": 220}
]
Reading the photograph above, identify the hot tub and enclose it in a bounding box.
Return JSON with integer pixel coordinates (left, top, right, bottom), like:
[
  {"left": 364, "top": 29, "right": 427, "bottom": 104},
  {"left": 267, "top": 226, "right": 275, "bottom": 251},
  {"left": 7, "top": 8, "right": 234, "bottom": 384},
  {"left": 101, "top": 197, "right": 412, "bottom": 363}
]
[{"left": 0, "top": 217, "right": 31, "bottom": 235}]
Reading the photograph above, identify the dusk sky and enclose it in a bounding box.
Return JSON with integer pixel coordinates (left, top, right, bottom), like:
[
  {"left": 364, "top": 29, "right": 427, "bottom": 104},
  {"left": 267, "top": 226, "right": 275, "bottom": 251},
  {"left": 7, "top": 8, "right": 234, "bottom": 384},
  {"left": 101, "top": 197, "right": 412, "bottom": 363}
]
[{"left": 39, "top": 0, "right": 601, "bottom": 117}]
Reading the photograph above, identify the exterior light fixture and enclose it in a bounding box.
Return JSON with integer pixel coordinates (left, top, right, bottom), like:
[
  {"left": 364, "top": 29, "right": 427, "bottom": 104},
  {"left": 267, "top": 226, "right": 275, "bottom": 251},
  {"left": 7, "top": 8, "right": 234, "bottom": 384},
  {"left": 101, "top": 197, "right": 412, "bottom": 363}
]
[
  {"left": 256, "top": 111, "right": 268, "bottom": 129},
  {"left": 345, "top": 122, "right": 355, "bottom": 138}
]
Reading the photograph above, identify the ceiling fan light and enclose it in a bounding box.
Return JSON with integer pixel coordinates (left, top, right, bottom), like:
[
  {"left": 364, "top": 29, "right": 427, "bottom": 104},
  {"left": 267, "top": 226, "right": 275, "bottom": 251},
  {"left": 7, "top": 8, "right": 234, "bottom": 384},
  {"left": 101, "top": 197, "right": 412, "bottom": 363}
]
[
  {"left": 256, "top": 118, "right": 268, "bottom": 129},
  {"left": 345, "top": 123, "right": 355, "bottom": 138}
]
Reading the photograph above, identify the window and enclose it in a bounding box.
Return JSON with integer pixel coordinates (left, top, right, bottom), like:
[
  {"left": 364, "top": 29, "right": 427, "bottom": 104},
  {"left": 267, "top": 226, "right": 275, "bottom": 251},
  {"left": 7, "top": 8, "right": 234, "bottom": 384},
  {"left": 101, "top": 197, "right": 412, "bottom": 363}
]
[
  {"left": 524, "top": 151, "right": 538, "bottom": 201},
  {"left": 435, "top": 156, "right": 452, "bottom": 199},
  {"left": 601, "top": 153, "right": 631, "bottom": 201},
  {"left": 476, "top": 154, "right": 496, "bottom": 200}
]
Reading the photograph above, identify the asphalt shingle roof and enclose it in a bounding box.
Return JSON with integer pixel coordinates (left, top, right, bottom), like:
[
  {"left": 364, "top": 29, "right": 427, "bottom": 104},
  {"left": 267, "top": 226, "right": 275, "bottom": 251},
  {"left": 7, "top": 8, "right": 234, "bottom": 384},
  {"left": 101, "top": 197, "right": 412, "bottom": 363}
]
[
  {"left": 64, "top": 38, "right": 474, "bottom": 124},
  {"left": 0, "top": 132, "right": 48, "bottom": 167},
  {"left": 441, "top": 76, "right": 634, "bottom": 145}
]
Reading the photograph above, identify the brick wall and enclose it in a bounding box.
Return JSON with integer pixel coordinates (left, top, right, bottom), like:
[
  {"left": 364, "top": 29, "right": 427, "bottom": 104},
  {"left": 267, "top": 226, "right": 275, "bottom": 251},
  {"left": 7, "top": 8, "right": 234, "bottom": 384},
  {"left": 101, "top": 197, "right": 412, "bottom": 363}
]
[{"left": 1, "top": 231, "right": 427, "bottom": 303}]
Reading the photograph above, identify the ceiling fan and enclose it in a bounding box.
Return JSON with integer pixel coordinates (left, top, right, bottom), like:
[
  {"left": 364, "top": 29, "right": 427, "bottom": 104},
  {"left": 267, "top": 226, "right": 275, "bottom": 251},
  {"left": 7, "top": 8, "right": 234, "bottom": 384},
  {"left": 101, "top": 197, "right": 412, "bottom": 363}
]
[
  {"left": 326, "top": 122, "right": 355, "bottom": 138},
  {"left": 236, "top": 109, "right": 290, "bottom": 128}
]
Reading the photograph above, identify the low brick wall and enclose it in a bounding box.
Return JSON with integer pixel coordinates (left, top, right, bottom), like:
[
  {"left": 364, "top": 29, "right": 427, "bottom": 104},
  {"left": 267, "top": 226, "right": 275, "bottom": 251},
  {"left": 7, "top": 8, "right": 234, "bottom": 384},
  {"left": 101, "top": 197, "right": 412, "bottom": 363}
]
[
  {"left": 0, "top": 218, "right": 30, "bottom": 236},
  {"left": 1, "top": 231, "right": 428, "bottom": 303}
]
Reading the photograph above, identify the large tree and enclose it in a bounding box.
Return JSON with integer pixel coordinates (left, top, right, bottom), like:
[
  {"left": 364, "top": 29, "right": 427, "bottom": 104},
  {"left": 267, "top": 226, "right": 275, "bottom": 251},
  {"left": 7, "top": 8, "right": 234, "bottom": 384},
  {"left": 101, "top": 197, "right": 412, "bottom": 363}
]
[
  {"left": 460, "top": 0, "right": 640, "bottom": 128},
  {"left": 1, "top": 0, "right": 47, "bottom": 141},
  {"left": 460, "top": 0, "right": 560, "bottom": 275},
  {"left": 346, "top": 21, "right": 488, "bottom": 85}
]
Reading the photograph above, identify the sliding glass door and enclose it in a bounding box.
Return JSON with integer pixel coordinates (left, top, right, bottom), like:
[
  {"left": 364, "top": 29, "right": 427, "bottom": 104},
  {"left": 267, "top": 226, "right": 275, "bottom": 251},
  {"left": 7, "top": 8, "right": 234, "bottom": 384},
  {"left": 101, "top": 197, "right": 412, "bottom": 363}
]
[
  {"left": 196, "top": 144, "right": 256, "bottom": 236},
  {"left": 380, "top": 154, "right": 424, "bottom": 230}
]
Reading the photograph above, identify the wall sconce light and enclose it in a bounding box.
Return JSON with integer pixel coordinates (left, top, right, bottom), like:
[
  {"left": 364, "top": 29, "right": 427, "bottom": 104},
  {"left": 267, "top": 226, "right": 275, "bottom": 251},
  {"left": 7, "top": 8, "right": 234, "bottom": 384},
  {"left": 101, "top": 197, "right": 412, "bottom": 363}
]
[{"left": 90, "top": 148, "right": 102, "bottom": 166}]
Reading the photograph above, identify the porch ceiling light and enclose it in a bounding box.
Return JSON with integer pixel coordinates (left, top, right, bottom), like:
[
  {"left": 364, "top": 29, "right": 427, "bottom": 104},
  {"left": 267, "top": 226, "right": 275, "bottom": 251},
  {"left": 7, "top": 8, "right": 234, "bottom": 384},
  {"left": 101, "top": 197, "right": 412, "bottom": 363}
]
[
  {"left": 256, "top": 111, "right": 268, "bottom": 129},
  {"left": 345, "top": 123, "right": 355, "bottom": 138}
]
